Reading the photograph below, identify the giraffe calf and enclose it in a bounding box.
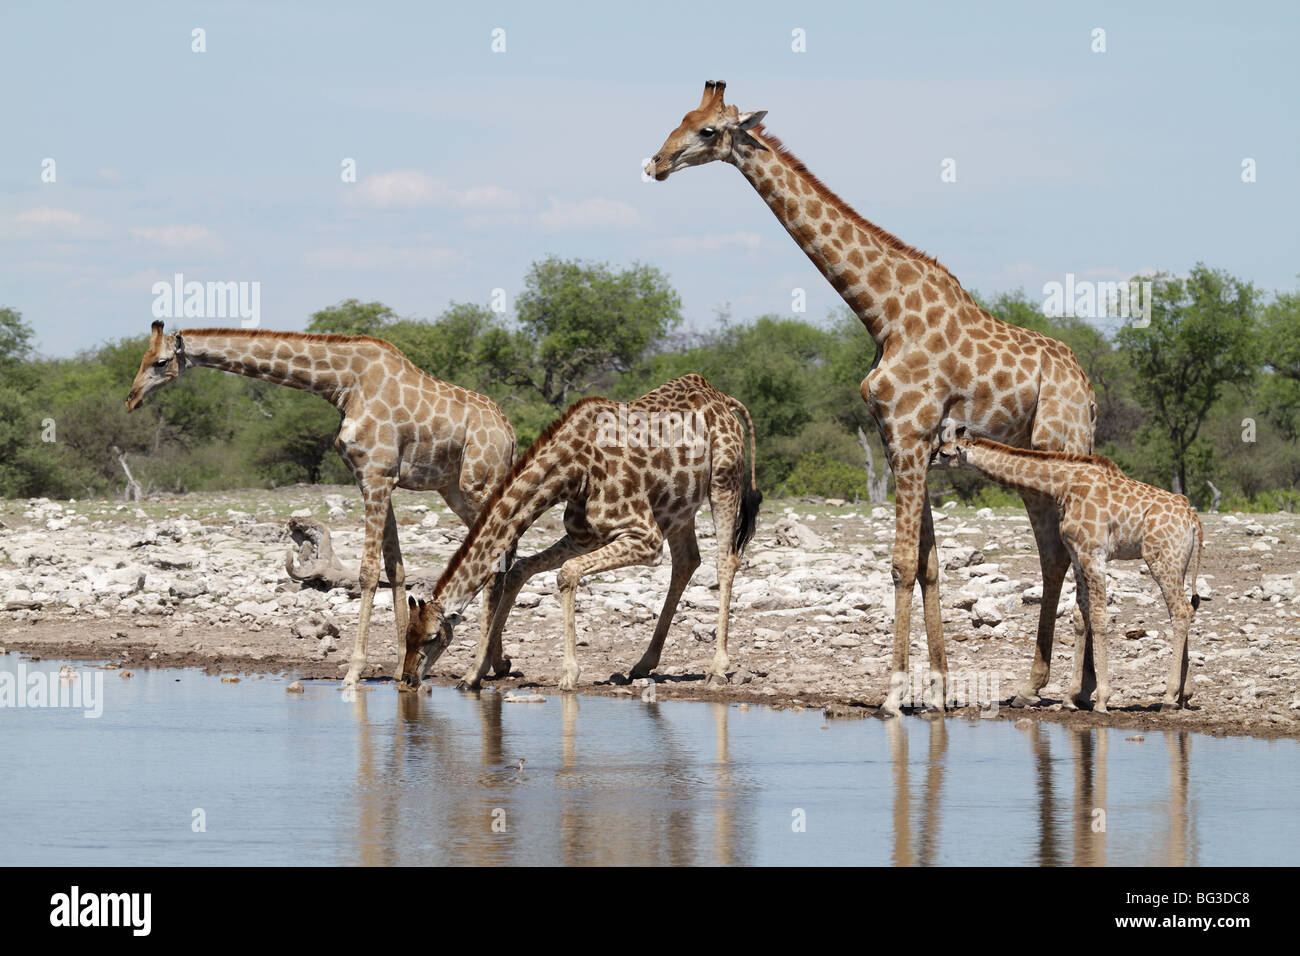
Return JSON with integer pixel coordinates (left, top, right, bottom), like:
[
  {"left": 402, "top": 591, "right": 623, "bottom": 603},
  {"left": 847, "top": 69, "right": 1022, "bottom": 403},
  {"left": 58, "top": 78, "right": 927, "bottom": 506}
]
[{"left": 931, "top": 429, "right": 1204, "bottom": 713}]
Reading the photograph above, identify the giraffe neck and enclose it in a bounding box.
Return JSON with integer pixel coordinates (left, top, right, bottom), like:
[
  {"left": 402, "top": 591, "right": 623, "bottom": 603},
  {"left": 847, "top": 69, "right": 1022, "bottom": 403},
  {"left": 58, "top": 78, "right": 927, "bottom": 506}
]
[
  {"left": 730, "top": 132, "right": 952, "bottom": 345},
  {"left": 179, "top": 329, "right": 356, "bottom": 410},
  {"left": 961, "top": 441, "right": 1066, "bottom": 499},
  {"left": 434, "top": 453, "right": 582, "bottom": 615}
]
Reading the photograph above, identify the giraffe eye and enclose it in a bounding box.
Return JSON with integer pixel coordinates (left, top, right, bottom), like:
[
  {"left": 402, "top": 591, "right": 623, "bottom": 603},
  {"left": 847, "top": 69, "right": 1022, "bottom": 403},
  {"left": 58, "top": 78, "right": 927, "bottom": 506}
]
[
  {"left": 154, "top": 358, "right": 168, "bottom": 368},
  {"left": 700, "top": 127, "right": 717, "bottom": 138}
]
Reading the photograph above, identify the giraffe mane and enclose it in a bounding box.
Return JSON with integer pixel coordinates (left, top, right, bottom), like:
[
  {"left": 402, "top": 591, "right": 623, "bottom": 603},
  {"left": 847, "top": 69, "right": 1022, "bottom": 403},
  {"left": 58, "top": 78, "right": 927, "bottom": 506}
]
[
  {"left": 752, "top": 127, "right": 954, "bottom": 279},
  {"left": 179, "top": 327, "right": 404, "bottom": 354},
  {"left": 966, "top": 436, "right": 1121, "bottom": 472},
  {"left": 433, "top": 395, "right": 608, "bottom": 593}
]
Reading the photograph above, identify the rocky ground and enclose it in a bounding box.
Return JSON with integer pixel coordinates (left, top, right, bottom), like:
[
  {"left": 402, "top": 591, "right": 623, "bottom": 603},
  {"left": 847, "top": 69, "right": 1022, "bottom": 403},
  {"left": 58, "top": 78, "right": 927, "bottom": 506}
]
[{"left": 2, "top": 486, "right": 1298, "bottom": 738}]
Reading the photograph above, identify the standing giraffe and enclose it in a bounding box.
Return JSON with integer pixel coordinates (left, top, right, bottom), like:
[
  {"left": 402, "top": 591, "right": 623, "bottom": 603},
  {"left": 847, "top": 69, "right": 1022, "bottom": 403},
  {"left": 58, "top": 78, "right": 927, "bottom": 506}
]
[
  {"left": 125, "top": 322, "right": 516, "bottom": 687},
  {"left": 648, "top": 81, "right": 1098, "bottom": 715},
  {"left": 931, "top": 429, "right": 1202, "bottom": 712},
  {"left": 398, "top": 375, "right": 762, "bottom": 692}
]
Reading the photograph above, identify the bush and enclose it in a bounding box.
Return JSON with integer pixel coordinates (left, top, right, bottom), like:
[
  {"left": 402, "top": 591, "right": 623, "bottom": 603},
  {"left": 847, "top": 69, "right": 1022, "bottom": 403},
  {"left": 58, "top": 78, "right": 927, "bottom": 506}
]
[{"left": 781, "top": 451, "right": 870, "bottom": 500}]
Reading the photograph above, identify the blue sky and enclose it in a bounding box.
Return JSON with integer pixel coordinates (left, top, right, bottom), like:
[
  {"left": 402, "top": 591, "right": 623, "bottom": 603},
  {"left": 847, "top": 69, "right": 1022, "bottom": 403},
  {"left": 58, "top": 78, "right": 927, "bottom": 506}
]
[{"left": 2, "top": 0, "right": 1296, "bottom": 357}]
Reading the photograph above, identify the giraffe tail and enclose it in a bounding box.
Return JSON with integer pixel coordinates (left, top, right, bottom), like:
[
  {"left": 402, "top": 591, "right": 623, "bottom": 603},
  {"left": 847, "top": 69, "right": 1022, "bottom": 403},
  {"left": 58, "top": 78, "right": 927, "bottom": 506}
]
[
  {"left": 1190, "top": 519, "right": 1203, "bottom": 612},
  {"left": 729, "top": 398, "right": 762, "bottom": 555}
]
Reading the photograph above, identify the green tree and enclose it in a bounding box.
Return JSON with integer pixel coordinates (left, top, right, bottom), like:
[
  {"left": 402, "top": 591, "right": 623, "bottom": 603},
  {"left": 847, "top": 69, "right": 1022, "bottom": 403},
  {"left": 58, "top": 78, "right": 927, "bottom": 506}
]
[
  {"left": 307, "top": 299, "right": 399, "bottom": 336},
  {"left": 0, "top": 307, "right": 34, "bottom": 367},
  {"left": 1258, "top": 289, "right": 1300, "bottom": 441},
  {"left": 480, "top": 257, "right": 682, "bottom": 410},
  {"left": 384, "top": 303, "right": 500, "bottom": 388},
  {"left": 1116, "top": 265, "right": 1259, "bottom": 499},
  {"left": 244, "top": 387, "right": 348, "bottom": 486}
]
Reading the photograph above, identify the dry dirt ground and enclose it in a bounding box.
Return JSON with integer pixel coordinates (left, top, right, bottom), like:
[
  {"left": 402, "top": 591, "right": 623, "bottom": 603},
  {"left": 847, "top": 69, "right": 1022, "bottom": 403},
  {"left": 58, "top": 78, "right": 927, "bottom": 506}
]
[{"left": 2, "top": 486, "right": 1298, "bottom": 738}]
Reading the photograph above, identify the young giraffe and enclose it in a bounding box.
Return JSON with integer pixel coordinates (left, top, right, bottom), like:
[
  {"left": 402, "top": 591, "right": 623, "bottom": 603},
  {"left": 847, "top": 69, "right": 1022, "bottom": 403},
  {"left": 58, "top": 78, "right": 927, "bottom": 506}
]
[
  {"left": 125, "top": 322, "right": 516, "bottom": 687},
  {"left": 931, "top": 429, "right": 1203, "bottom": 712},
  {"left": 648, "top": 81, "right": 1098, "bottom": 716},
  {"left": 398, "top": 375, "right": 762, "bottom": 693}
]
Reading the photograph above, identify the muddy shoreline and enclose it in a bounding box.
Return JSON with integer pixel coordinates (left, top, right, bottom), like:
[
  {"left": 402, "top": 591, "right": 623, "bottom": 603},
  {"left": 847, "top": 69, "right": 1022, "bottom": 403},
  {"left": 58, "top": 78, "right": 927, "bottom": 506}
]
[
  {"left": 2, "top": 486, "right": 1298, "bottom": 740},
  {"left": 3, "top": 617, "right": 1293, "bottom": 740}
]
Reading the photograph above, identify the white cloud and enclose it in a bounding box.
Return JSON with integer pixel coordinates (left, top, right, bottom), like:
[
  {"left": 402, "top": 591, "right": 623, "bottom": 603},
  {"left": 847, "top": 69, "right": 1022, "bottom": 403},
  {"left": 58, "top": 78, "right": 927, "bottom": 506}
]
[
  {"left": 130, "top": 225, "right": 220, "bottom": 248},
  {"left": 459, "top": 185, "right": 523, "bottom": 210},
  {"left": 357, "top": 170, "right": 445, "bottom": 206},
  {"left": 354, "top": 171, "right": 522, "bottom": 210},
  {"left": 16, "top": 207, "right": 83, "bottom": 226},
  {"left": 300, "top": 245, "right": 463, "bottom": 271},
  {"left": 645, "top": 232, "right": 763, "bottom": 256},
  {"left": 537, "top": 196, "right": 640, "bottom": 232},
  {"left": 7, "top": 207, "right": 113, "bottom": 239}
]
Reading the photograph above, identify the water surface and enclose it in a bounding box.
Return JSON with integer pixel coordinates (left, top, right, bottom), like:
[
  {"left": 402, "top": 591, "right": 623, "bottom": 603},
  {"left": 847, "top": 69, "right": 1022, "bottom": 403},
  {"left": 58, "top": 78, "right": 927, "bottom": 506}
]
[{"left": 1, "top": 657, "right": 1295, "bottom": 865}]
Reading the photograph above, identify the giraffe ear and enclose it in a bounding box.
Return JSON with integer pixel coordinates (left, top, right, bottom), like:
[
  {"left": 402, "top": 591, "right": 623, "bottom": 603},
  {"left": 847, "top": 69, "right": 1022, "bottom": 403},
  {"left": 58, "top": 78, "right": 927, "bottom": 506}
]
[
  {"left": 737, "top": 110, "right": 766, "bottom": 130},
  {"left": 939, "top": 419, "right": 958, "bottom": 443}
]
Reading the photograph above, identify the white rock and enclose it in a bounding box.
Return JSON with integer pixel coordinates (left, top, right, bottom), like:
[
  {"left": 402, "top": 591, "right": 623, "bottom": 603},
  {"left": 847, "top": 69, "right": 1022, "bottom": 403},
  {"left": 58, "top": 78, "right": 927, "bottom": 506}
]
[{"left": 972, "top": 597, "right": 1004, "bottom": 627}]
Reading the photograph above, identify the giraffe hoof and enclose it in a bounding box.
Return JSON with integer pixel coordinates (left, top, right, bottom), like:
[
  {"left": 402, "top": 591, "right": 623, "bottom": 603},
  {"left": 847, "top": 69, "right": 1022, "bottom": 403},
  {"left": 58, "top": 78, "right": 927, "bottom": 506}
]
[
  {"left": 705, "top": 672, "right": 729, "bottom": 688},
  {"left": 879, "top": 701, "right": 903, "bottom": 719},
  {"left": 492, "top": 657, "right": 512, "bottom": 678},
  {"left": 1011, "top": 694, "right": 1040, "bottom": 709}
]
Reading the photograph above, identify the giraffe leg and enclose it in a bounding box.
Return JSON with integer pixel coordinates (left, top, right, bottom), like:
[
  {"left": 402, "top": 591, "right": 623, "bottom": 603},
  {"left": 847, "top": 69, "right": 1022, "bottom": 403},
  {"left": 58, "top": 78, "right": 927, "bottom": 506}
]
[
  {"left": 458, "top": 534, "right": 593, "bottom": 689},
  {"left": 381, "top": 501, "right": 408, "bottom": 681},
  {"left": 630, "top": 526, "right": 701, "bottom": 681},
  {"left": 343, "top": 480, "right": 392, "bottom": 688},
  {"left": 882, "top": 459, "right": 928, "bottom": 718},
  {"left": 707, "top": 471, "right": 748, "bottom": 686},
  {"left": 1079, "top": 555, "right": 1111, "bottom": 713},
  {"left": 1014, "top": 492, "right": 1079, "bottom": 707},
  {"left": 1064, "top": 551, "right": 1091, "bottom": 710},
  {"left": 918, "top": 497, "right": 947, "bottom": 711},
  {"left": 1149, "top": 541, "right": 1195, "bottom": 711},
  {"left": 556, "top": 527, "right": 664, "bottom": 692}
]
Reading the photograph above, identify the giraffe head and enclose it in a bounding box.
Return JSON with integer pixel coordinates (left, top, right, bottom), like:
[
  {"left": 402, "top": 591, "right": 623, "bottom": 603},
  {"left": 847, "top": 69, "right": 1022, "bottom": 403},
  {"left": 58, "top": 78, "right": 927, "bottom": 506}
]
[
  {"left": 399, "top": 595, "right": 460, "bottom": 690},
  {"left": 125, "top": 320, "right": 187, "bottom": 411},
  {"left": 645, "top": 80, "right": 767, "bottom": 181},
  {"left": 929, "top": 420, "right": 972, "bottom": 470}
]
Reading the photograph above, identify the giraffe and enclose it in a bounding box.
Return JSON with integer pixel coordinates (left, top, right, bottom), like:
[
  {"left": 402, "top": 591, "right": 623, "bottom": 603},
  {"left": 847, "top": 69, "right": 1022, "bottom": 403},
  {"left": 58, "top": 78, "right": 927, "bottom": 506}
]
[
  {"left": 398, "top": 374, "right": 762, "bottom": 693},
  {"left": 931, "top": 428, "right": 1203, "bottom": 712},
  {"left": 125, "top": 322, "right": 516, "bottom": 687},
  {"left": 647, "top": 81, "right": 1098, "bottom": 716}
]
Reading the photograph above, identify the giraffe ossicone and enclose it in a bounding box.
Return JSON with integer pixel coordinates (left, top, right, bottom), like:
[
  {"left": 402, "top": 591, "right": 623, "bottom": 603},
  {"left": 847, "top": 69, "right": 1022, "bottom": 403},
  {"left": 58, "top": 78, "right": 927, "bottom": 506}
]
[{"left": 649, "top": 81, "right": 1098, "bottom": 717}]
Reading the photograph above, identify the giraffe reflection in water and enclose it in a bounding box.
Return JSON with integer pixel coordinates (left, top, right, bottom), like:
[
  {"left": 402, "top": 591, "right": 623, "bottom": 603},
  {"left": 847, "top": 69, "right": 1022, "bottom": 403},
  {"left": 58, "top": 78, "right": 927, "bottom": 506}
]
[{"left": 345, "top": 687, "right": 1205, "bottom": 866}]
